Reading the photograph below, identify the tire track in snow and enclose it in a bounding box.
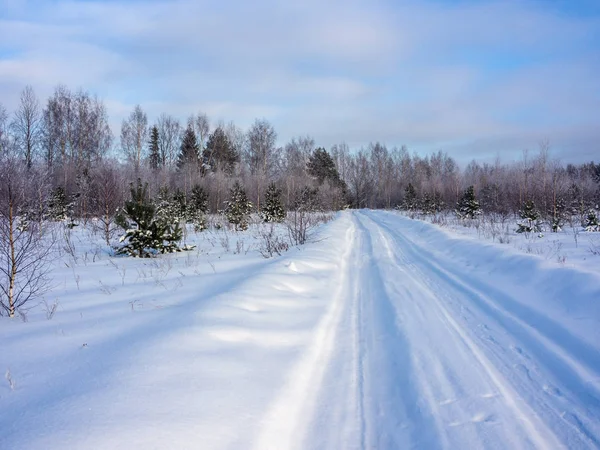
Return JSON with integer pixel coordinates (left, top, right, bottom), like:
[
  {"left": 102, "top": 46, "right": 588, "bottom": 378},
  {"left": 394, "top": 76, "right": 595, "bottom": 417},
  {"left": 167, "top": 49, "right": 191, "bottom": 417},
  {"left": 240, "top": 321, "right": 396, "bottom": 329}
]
[
  {"left": 252, "top": 217, "right": 358, "bottom": 450},
  {"left": 361, "top": 210, "right": 577, "bottom": 448},
  {"left": 368, "top": 210, "right": 600, "bottom": 447}
]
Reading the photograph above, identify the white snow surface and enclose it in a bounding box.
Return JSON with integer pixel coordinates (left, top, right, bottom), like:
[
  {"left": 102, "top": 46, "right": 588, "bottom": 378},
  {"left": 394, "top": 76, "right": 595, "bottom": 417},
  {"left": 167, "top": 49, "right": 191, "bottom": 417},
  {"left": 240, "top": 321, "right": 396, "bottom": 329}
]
[{"left": 2, "top": 210, "right": 600, "bottom": 449}]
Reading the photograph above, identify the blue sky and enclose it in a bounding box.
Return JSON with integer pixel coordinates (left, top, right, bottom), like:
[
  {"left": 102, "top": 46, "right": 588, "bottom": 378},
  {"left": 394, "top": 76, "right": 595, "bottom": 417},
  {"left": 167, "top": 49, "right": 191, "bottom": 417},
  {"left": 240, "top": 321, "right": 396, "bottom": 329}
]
[{"left": 0, "top": 0, "right": 599, "bottom": 162}]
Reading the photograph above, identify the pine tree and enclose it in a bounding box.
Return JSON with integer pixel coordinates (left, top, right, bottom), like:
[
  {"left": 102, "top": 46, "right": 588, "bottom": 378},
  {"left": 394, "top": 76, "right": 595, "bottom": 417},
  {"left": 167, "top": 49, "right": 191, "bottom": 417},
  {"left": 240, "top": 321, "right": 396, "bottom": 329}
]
[
  {"left": 421, "top": 192, "right": 443, "bottom": 215},
  {"left": 261, "top": 182, "right": 285, "bottom": 223},
  {"left": 148, "top": 125, "right": 161, "bottom": 170},
  {"left": 585, "top": 210, "right": 599, "bottom": 232},
  {"left": 203, "top": 127, "right": 238, "bottom": 174},
  {"left": 307, "top": 148, "right": 342, "bottom": 186},
  {"left": 190, "top": 185, "right": 209, "bottom": 215},
  {"left": 401, "top": 183, "right": 418, "bottom": 211},
  {"left": 115, "top": 179, "right": 188, "bottom": 257},
  {"left": 516, "top": 200, "right": 541, "bottom": 233},
  {"left": 551, "top": 197, "right": 566, "bottom": 232},
  {"left": 456, "top": 186, "right": 481, "bottom": 219},
  {"left": 225, "top": 181, "right": 253, "bottom": 230},
  {"left": 177, "top": 126, "right": 199, "bottom": 169},
  {"left": 48, "top": 186, "right": 68, "bottom": 221}
]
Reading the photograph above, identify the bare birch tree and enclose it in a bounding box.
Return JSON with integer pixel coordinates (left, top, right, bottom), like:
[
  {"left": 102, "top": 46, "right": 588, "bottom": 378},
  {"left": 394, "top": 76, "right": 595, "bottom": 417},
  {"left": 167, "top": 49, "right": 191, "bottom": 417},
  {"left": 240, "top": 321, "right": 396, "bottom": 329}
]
[
  {"left": 11, "top": 85, "right": 43, "bottom": 169},
  {"left": 0, "top": 156, "right": 53, "bottom": 318}
]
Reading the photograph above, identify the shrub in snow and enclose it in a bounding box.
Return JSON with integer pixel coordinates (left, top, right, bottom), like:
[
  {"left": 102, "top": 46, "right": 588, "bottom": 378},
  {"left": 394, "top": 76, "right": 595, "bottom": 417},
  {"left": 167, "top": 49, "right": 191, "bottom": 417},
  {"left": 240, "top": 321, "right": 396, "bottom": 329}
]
[
  {"left": 225, "top": 181, "right": 253, "bottom": 231},
  {"left": 585, "top": 210, "right": 599, "bottom": 232},
  {"left": 456, "top": 186, "right": 481, "bottom": 220},
  {"left": 261, "top": 182, "right": 285, "bottom": 223},
  {"left": 516, "top": 200, "right": 542, "bottom": 233},
  {"left": 115, "top": 179, "right": 191, "bottom": 257}
]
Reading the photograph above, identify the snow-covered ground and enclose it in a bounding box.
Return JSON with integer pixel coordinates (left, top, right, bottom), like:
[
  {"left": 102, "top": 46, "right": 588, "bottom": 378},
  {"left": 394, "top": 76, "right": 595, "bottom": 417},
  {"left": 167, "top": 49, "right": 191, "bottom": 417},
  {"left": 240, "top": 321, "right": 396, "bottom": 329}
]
[{"left": 1, "top": 210, "right": 600, "bottom": 449}]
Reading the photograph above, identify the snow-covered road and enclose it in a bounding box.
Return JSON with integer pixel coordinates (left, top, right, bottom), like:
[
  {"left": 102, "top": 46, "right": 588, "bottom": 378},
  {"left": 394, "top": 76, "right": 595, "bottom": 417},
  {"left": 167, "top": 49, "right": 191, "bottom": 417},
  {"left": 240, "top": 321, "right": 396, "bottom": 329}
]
[
  {"left": 2, "top": 210, "right": 600, "bottom": 449},
  {"left": 258, "top": 210, "right": 600, "bottom": 449}
]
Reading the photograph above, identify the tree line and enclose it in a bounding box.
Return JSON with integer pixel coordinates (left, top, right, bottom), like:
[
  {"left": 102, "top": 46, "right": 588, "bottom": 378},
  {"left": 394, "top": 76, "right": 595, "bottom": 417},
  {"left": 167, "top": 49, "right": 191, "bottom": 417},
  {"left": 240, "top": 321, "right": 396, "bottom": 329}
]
[{"left": 1, "top": 84, "right": 599, "bottom": 227}]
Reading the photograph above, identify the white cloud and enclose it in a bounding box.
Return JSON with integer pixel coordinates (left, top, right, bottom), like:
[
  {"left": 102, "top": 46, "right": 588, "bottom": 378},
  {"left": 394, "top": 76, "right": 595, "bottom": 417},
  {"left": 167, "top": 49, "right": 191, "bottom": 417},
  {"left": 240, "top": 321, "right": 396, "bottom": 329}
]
[{"left": 0, "top": 0, "right": 598, "bottom": 162}]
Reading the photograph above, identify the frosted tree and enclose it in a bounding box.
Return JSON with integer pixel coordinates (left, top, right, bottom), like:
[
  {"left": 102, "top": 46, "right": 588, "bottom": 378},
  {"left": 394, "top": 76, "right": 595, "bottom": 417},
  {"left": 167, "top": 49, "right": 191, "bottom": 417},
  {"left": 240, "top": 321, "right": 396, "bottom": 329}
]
[
  {"left": 585, "top": 210, "right": 599, "bottom": 232},
  {"left": 115, "top": 179, "right": 188, "bottom": 257},
  {"left": 517, "top": 200, "right": 542, "bottom": 233},
  {"left": 261, "top": 182, "right": 285, "bottom": 223},
  {"left": 225, "top": 181, "right": 253, "bottom": 231},
  {"left": 456, "top": 186, "right": 481, "bottom": 219},
  {"left": 402, "top": 183, "right": 419, "bottom": 212}
]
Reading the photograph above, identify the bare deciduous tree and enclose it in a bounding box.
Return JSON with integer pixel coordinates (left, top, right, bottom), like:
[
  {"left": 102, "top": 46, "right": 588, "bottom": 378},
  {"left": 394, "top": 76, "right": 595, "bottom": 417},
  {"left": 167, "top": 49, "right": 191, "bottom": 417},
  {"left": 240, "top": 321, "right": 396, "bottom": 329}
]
[
  {"left": 157, "top": 113, "right": 181, "bottom": 168},
  {"left": 191, "top": 112, "right": 210, "bottom": 151},
  {"left": 0, "top": 156, "right": 53, "bottom": 318},
  {"left": 121, "top": 105, "right": 148, "bottom": 171},
  {"left": 0, "top": 102, "right": 9, "bottom": 156},
  {"left": 11, "top": 86, "right": 43, "bottom": 168}
]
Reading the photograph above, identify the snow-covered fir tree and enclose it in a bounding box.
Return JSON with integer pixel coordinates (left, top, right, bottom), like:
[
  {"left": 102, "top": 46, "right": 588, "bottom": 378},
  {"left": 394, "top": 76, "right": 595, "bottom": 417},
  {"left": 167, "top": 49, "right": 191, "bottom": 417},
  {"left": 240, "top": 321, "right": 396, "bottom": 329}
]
[
  {"left": 261, "top": 182, "right": 285, "bottom": 223},
  {"left": 115, "top": 179, "right": 189, "bottom": 257},
  {"left": 225, "top": 181, "right": 253, "bottom": 231},
  {"left": 188, "top": 184, "right": 209, "bottom": 231},
  {"left": 516, "top": 200, "right": 542, "bottom": 233},
  {"left": 456, "top": 186, "right": 481, "bottom": 219},
  {"left": 47, "top": 186, "right": 77, "bottom": 227},
  {"left": 585, "top": 210, "right": 599, "bottom": 232},
  {"left": 421, "top": 191, "right": 444, "bottom": 215},
  {"left": 402, "top": 183, "right": 419, "bottom": 212},
  {"left": 551, "top": 197, "right": 566, "bottom": 232}
]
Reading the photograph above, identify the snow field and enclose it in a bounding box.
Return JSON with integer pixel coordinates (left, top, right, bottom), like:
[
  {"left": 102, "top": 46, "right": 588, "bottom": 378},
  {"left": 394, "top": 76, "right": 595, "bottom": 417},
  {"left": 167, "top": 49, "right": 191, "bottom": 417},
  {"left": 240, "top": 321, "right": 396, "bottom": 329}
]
[{"left": 2, "top": 210, "right": 600, "bottom": 449}]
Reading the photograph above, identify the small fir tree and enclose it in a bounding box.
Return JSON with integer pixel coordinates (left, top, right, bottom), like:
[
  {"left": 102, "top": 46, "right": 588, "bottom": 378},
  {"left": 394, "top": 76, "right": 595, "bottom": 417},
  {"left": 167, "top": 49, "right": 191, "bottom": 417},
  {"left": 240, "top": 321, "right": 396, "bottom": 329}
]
[
  {"left": 47, "top": 186, "right": 69, "bottom": 221},
  {"left": 516, "top": 200, "right": 542, "bottom": 233},
  {"left": 225, "top": 181, "right": 253, "bottom": 231},
  {"left": 115, "top": 179, "right": 188, "bottom": 257},
  {"left": 585, "top": 210, "right": 599, "bottom": 232},
  {"left": 456, "top": 186, "right": 480, "bottom": 219},
  {"left": 402, "top": 183, "right": 419, "bottom": 212},
  {"left": 261, "top": 182, "right": 285, "bottom": 223},
  {"left": 551, "top": 197, "right": 566, "bottom": 232},
  {"left": 189, "top": 184, "right": 209, "bottom": 232},
  {"left": 421, "top": 192, "right": 443, "bottom": 215}
]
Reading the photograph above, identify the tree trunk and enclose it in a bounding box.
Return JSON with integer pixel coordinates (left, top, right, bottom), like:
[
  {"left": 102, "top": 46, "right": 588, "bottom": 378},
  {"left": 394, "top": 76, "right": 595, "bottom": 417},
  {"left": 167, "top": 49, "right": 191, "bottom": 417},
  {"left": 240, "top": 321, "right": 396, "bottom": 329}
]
[{"left": 8, "top": 197, "right": 16, "bottom": 318}]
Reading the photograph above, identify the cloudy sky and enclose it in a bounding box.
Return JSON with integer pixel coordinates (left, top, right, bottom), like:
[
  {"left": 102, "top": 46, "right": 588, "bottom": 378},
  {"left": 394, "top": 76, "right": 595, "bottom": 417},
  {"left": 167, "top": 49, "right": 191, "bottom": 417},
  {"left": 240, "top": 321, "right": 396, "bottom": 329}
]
[{"left": 1, "top": 0, "right": 599, "bottom": 162}]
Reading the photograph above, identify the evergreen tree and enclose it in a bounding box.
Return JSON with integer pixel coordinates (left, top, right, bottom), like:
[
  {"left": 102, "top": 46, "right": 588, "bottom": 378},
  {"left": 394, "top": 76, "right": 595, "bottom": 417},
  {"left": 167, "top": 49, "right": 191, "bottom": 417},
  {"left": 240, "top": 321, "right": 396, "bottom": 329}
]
[
  {"left": 516, "top": 200, "right": 542, "bottom": 233},
  {"left": 189, "top": 184, "right": 209, "bottom": 231},
  {"left": 115, "top": 179, "right": 188, "bottom": 257},
  {"left": 401, "top": 183, "right": 418, "bottom": 211},
  {"left": 307, "top": 147, "right": 342, "bottom": 186},
  {"left": 225, "top": 181, "right": 253, "bottom": 231},
  {"left": 47, "top": 186, "right": 77, "bottom": 226},
  {"left": 585, "top": 210, "right": 599, "bottom": 232},
  {"left": 421, "top": 192, "right": 443, "bottom": 215},
  {"left": 148, "top": 125, "right": 161, "bottom": 170},
  {"left": 203, "top": 127, "right": 238, "bottom": 174},
  {"left": 190, "top": 184, "right": 209, "bottom": 214},
  {"left": 261, "top": 182, "right": 285, "bottom": 223},
  {"left": 456, "top": 186, "right": 481, "bottom": 219},
  {"left": 551, "top": 197, "right": 566, "bottom": 232},
  {"left": 47, "top": 186, "right": 68, "bottom": 221},
  {"left": 177, "top": 126, "right": 199, "bottom": 169}
]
